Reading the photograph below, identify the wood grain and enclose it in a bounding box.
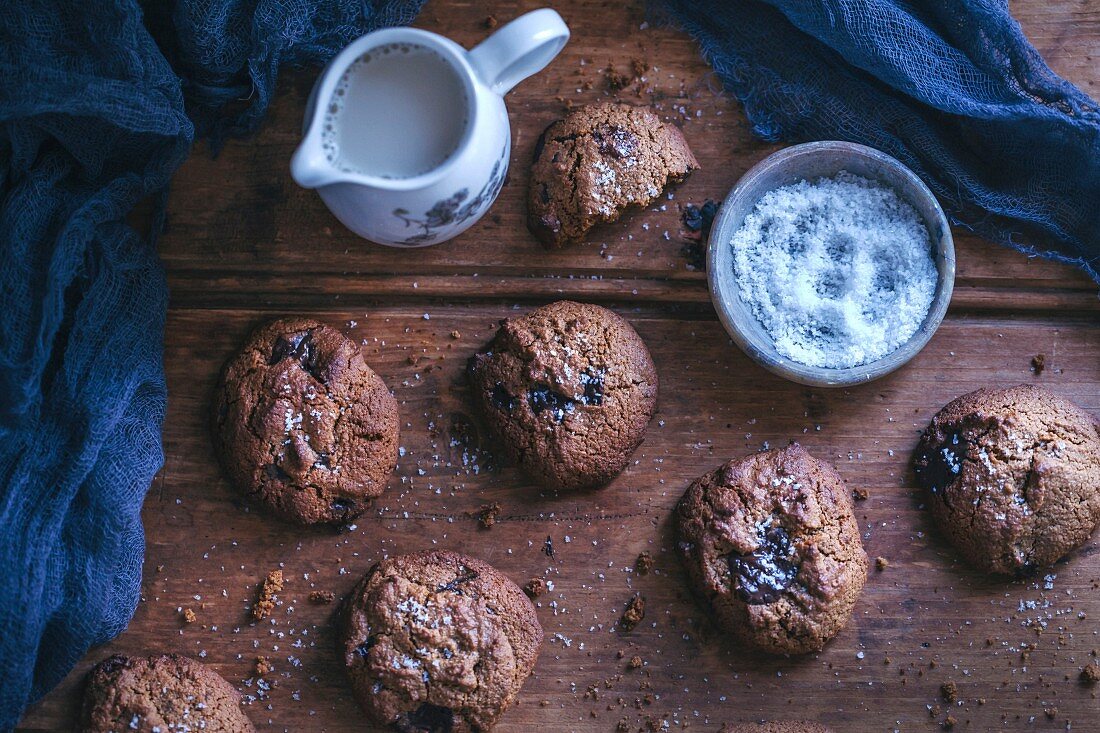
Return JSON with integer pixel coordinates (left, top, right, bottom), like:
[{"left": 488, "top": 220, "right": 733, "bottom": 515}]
[
  {"left": 18, "top": 0, "right": 1100, "bottom": 731},
  {"left": 155, "top": 0, "right": 1100, "bottom": 314}
]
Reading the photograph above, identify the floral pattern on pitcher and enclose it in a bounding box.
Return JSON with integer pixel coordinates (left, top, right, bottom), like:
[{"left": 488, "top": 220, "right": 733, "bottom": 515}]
[{"left": 391, "top": 143, "right": 509, "bottom": 246}]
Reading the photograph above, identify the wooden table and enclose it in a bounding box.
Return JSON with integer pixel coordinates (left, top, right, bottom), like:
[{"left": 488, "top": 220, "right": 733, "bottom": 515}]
[{"left": 19, "top": 1, "right": 1100, "bottom": 731}]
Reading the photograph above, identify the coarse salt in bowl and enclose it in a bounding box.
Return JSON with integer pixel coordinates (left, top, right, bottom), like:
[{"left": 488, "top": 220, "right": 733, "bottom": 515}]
[{"left": 707, "top": 141, "right": 955, "bottom": 388}]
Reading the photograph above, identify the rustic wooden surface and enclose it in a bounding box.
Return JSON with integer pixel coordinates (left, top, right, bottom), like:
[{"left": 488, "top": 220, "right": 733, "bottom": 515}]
[{"left": 18, "top": 1, "right": 1100, "bottom": 731}]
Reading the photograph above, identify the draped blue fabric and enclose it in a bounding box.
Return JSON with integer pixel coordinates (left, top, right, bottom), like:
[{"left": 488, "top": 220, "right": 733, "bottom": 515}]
[
  {"left": 0, "top": 1, "right": 424, "bottom": 727},
  {"left": 650, "top": 0, "right": 1100, "bottom": 282}
]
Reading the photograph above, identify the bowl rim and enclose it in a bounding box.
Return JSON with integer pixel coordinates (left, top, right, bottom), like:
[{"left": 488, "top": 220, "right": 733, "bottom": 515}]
[{"left": 706, "top": 140, "right": 956, "bottom": 388}]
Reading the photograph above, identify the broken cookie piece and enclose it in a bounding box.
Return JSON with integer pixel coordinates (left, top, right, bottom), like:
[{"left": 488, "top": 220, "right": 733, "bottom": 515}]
[{"left": 527, "top": 103, "right": 698, "bottom": 247}]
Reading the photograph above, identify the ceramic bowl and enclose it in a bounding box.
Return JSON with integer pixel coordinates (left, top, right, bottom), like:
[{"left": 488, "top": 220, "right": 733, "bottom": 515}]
[{"left": 707, "top": 141, "right": 955, "bottom": 388}]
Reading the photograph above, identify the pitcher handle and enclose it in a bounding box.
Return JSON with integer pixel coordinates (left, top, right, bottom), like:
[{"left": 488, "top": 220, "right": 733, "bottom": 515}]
[{"left": 467, "top": 8, "right": 570, "bottom": 95}]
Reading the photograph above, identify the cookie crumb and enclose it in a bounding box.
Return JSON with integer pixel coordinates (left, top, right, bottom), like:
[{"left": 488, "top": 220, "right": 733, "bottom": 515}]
[
  {"left": 254, "top": 656, "right": 272, "bottom": 677},
  {"left": 628, "top": 655, "right": 643, "bottom": 669},
  {"left": 875, "top": 556, "right": 889, "bottom": 571},
  {"left": 942, "top": 715, "right": 956, "bottom": 729},
  {"left": 181, "top": 608, "right": 196, "bottom": 624},
  {"left": 941, "top": 680, "right": 958, "bottom": 703},
  {"left": 1031, "top": 353, "right": 1046, "bottom": 375},
  {"left": 619, "top": 594, "right": 645, "bottom": 631},
  {"left": 1081, "top": 662, "right": 1100, "bottom": 683},
  {"left": 477, "top": 502, "right": 501, "bottom": 529},
  {"left": 853, "top": 487, "right": 870, "bottom": 501},
  {"left": 308, "top": 590, "right": 336, "bottom": 604},
  {"left": 484, "top": 15, "right": 498, "bottom": 29},
  {"left": 634, "top": 551, "right": 653, "bottom": 575},
  {"left": 252, "top": 569, "right": 284, "bottom": 621},
  {"left": 450, "top": 330, "right": 462, "bottom": 340},
  {"left": 524, "top": 577, "right": 548, "bottom": 599},
  {"left": 606, "top": 64, "right": 631, "bottom": 91}
]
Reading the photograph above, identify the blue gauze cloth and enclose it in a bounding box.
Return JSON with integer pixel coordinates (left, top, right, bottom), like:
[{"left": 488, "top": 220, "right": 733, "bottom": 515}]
[
  {"left": 650, "top": 0, "right": 1100, "bottom": 283},
  {"left": 0, "top": 0, "right": 423, "bottom": 727}
]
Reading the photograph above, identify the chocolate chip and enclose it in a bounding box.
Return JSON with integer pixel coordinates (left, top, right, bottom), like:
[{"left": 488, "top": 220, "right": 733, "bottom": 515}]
[
  {"left": 727, "top": 521, "right": 799, "bottom": 605},
  {"left": 592, "top": 124, "right": 639, "bottom": 159},
  {"left": 437, "top": 570, "right": 479, "bottom": 594},
  {"left": 354, "top": 635, "right": 377, "bottom": 658},
  {"left": 527, "top": 384, "right": 575, "bottom": 420},
  {"left": 681, "top": 200, "right": 719, "bottom": 234},
  {"left": 269, "top": 330, "right": 324, "bottom": 382},
  {"left": 393, "top": 703, "right": 454, "bottom": 733},
  {"left": 491, "top": 383, "right": 516, "bottom": 413},
  {"left": 330, "top": 497, "right": 356, "bottom": 516},
  {"left": 580, "top": 372, "right": 604, "bottom": 406},
  {"left": 263, "top": 463, "right": 291, "bottom": 482},
  {"left": 914, "top": 432, "right": 970, "bottom": 495},
  {"left": 528, "top": 373, "right": 603, "bottom": 420}
]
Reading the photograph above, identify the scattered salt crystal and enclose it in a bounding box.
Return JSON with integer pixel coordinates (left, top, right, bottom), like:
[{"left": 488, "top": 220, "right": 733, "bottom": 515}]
[{"left": 731, "top": 172, "right": 936, "bottom": 368}]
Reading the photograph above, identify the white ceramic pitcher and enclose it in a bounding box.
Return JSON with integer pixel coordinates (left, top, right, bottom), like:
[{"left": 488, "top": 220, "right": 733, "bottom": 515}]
[{"left": 290, "top": 9, "right": 569, "bottom": 247}]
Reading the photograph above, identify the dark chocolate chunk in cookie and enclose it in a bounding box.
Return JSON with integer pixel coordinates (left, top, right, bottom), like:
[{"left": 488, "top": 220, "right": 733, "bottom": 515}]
[
  {"left": 468, "top": 301, "right": 658, "bottom": 491},
  {"left": 676, "top": 443, "right": 868, "bottom": 655},
  {"left": 214, "top": 317, "right": 399, "bottom": 525},
  {"left": 728, "top": 521, "right": 799, "bottom": 605},
  {"left": 913, "top": 431, "right": 970, "bottom": 495},
  {"left": 527, "top": 103, "right": 698, "bottom": 247},
  {"left": 395, "top": 703, "right": 455, "bottom": 733}
]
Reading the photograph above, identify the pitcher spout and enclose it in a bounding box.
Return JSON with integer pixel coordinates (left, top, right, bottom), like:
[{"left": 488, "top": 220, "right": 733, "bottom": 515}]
[{"left": 290, "top": 135, "right": 341, "bottom": 189}]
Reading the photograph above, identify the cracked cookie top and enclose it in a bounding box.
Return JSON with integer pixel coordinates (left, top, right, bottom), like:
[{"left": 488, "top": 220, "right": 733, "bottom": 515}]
[
  {"left": 467, "top": 301, "right": 658, "bottom": 491},
  {"left": 214, "top": 317, "right": 399, "bottom": 525},
  {"left": 526, "top": 102, "right": 697, "bottom": 247},
  {"left": 914, "top": 384, "right": 1100, "bottom": 575},
  {"left": 341, "top": 550, "right": 542, "bottom": 733},
  {"left": 80, "top": 654, "right": 255, "bottom": 733},
  {"left": 676, "top": 443, "right": 868, "bottom": 655}
]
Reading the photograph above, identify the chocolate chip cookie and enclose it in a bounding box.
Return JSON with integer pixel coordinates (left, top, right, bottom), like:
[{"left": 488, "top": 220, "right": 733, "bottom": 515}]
[
  {"left": 467, "top": 301, "right": 658, "bottom": 491},
  {"left": 914, "top": 384, "right": 1100, "bottom": 575},
  {"left": 340, "top": 550, "right": 542, "bottom": 732},
  {"left": 527, "top": 102, "right": 698, "bottom": 247},
  {"left": 676, "top": 443, "right": 868, "bottom": 655},
  {"left": 80, "top": 654, "right": 255, "bottom": 732},
  {"left": 214, "top": 318, "right": 399, "bottom": 525}
]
